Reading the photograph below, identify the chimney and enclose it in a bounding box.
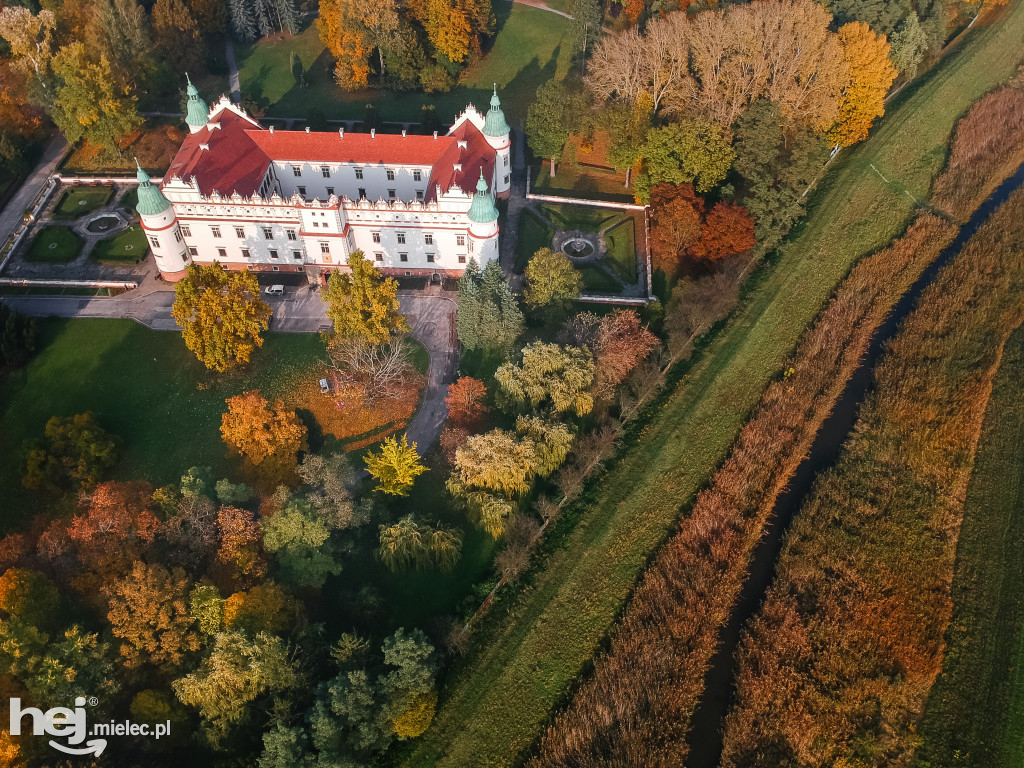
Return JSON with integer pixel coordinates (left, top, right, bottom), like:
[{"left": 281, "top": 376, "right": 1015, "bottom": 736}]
[
  {"left": 402, "top": 129, "right": 407, "bottom": 138},
  {"left": 433, "top": 131, "right": 438, "bottom": 140},
  {"left": 371, "top": 129, "right": 376, "bottom": 138},
  {"left": 339, "top": 127, "right": 344, "bottom": 138},
  {"left": 269, "top": 125, "right": 274, "bottom": 134},
  {"left": 305, "top": 126, "right": 310, "bottom": 133}
]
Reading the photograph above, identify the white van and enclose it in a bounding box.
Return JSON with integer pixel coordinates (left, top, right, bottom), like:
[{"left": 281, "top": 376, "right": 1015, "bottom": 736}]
[{"left": 264, "top": 284, "right": 285, "bottom": 295}]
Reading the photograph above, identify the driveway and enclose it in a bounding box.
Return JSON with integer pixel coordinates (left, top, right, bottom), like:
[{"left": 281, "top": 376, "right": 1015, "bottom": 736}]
[{"left": 0, "top": 135, "right": 68, "bottom": 246}]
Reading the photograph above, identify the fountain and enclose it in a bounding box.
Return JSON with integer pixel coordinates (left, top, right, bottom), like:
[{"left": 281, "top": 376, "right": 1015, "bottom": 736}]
[
  {"left": 562, "top": 236, "right": 595, "bottom": 259},
  {"left": 86, "top": 214, "right": 122, "bottom": 234}
]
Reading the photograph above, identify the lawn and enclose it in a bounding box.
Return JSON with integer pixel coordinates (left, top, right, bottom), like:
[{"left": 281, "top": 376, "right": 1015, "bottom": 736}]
[
  {"left": 914, "top": 323, "right": 1024, "bottom": 768},
  {"left": 603, "top": 218, "right": 637, "bottom": 282},
  {"left": 578, "top": 263, "right": 621, "bottom": 293},
  {"left": 514, "top": 208, "right": 555, "bottom": 272},
  {"left": 24, "top": 227, "right": 82, "bottom": 263},
  {"left": 0, "top": 319, "right": 326, "bottom": 529},
  {"left": 397, "top": 4, "right": 1024, "bottom": 767},
  {"left": 540, "top": 203, "right": 625, "bottom": 232},
  {"left": 121, "top": 187, "right": 139, "bottom": 214},
  {"left": 52, "top": 186, "right": 113, "bottom": 220},
  {"left": 532, "top": 162, "right": 638, "bottom": 203},
  {"left": 91, "top": 227, "right": 149, "bottom": 264},
  {"left": 235, "top": 4, "right": 573, "bottom": 125}
]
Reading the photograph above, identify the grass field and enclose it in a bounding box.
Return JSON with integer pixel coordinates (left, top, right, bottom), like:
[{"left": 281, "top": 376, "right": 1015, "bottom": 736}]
[
  {"left": 397, "top": 5, "right": 1024, "bottom": 767},
  {"left": 236, "top": 4, "right": 573, "bottom": 125},
  {"left": 914, "top": 323, "right": 1024, "bottom": 768},
  {"left": 604, "top": 218, "right": 637, "bottom": 282},
  {"left": 52, "top": 186, "right": 113, "bottom": 220},
  {"left": 515, "top": 209, "right": 555, "bottom": 272},
  {"left": 0, "top": 320, "right": 325, "bottom": 530},
  {"left": 25, "top": 227, "right": 82, "bottom": 263},
  {"left": 578, "top": 263, "right": 620, "bottom": 293},
  {"left": 91, "top": 227, "right": 149, "bottom": 264}
]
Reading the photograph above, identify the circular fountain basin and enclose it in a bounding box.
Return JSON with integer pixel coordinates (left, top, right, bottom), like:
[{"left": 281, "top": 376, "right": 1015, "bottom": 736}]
[
  {"left": 86, "top": 214, "right": 121, "bottom": 234},
  {"left": 562, "top": 236, "right": 596, "bottom": 259}
]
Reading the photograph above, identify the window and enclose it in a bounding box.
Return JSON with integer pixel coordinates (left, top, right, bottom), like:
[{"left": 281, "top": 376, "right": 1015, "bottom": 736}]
[
  {"left": 456, "top": 235, "right": 465, "bottom": 246},
  {"left": 424, "top": 233, "right": 433, "bottom": 245},
  {"left": 504, "top": 174, "right": 510, "bottom": 185},
  {"left": 414, "top": 170, "right": 422, "bottom": 181},
  {"left": 188, "top": 246, "right": 198, "bottom": 257},
  {"left": 320, "top": 242, "right": 330, "bottom": 254},
  {"left": 293, "top": 251, "right": 302, "bottom": 260},
  {"left": 372, "top": 232, "right": 381, "bottom": 243},
  {"left": 388, "top": 189, "right": 396, "bottom": 199},
  {"left": 174, "top": 228, "right": 182, "bottom": 243},
  {"left": 358, "top": 187, "right": 366, "bottom": 199},
  {"left": 312, "top": 222, "right": 318, "bottom": 228},
  {"left": 386, "top": 169, "right": 395, "bottom": 180},
  {"left": 427, "top": 253, "right": 435, "bottom": 263},
  {"left": 416, "top": 190, "right": 424, "bottom": 201},
  {"left": 263, "top": 227, "right": 273, "bottom": 239},
  {"left": 181, "top": 225, "right": 192, "bottom": 237},
  {"left": 272, "top": 265, "right": 280, "bottom": 271},
  {"left": 504, "top": 155, "right": 509, "bottom": 167},
  {"left": 469, "top": 240, "right": 475, "bottom": 253},
  {"left": 211, "top": 226, "right": 221, "bottom": 238},
  {"left": 321, "top": 165, "right": 330, "bottom": 177},
  {"left": 292, "top": 165, "right": 301, "bottom": 176},
  {"left": 397, "top": 232, "right": 406, "bottom": 244},
  {"left": 355, "top": 168, "right": 364, "bottom": 179},
  {"left": 269, "top": 250, "right": 278, "bottom": 259},
  {"left": 232, "top": 226, "right": 242, "bottom": 238},
  {"left": 148, "top": 236, "right": 159, "bottom": 248},
  {"left": 298, "top": 186, "right": 306, "bottom": 196},
  {"left": 326, "top": 186, "right": 334, "bottom": 196},
  {"left": 399, "top": 253, "right": 408, "bottom": 262},
  {"left": 217, "top": 247, "right": 227, "bottom": 258},
  {"left": 220, "top": 262, "right": 229, "bottom": 270},
  {"left": 458, "top": 254, "right": 466, "bottom": 264},
  {"left": 375, "top": 252, "right": 383, "bottom": 262},
  {"left": 241, "top": 248, "right": 251, "bottom": 259},
  {"left": 287, "top": 229, "right": 297, "bottom": 241}
]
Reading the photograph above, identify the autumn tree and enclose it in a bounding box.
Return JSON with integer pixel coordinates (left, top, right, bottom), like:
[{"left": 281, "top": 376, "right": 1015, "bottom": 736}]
[
  {"left": 152, "top": 0, "right": 204, "bottom": 73},
  {"left": 568, "top": 0, "right": 601, "bottom": 71},
  {"left": 636, "top": 120, "right": 734, "bottom": 202},
  {"left": 377, "top": 515, "right": 463, "bottom": 572},
  {"left": 425, "top": 0, "right": 471, "bottom": 63},
  {"left": 105, "top": 560, "right": 201, "bottom": 668},
  {"left": 590, "top": 309, "right": 659, "bottom": 398},
  {"left": 515, "top": 416, "right": 573, "bottom": 477},
  {"left": 22, "top": 412, "right": 119, "bottom": 494},
  {"left": 447, "top": 429, "right": 534, "bottom": 535},
  {"left": 0, "top": 8, "right": 56, "bottom": 98},
  {"left": 172, "top": 263, "right": 272, "bottom": 373},
  {"left": 317, "top": 0, "right": 372, "bottom": 88},
  {"left": 216, "top": 505, "right": 266, "bottom": 583},
  {"left": 222, "top": 582, "right": 297, "bottom": 634},
  {"left": 365, "top": 434, "right": 427, "bottom": 496},
  {"left": 325, "top": 251, "right": 409, "bottom": 345},
  {"left": 0, "top": 569, "right": 59, "bottom": 629},
  {"left": 691, "top": 202, "right": 756, "bottom": 262},
  {"left": 261, "top": 498, "right": 341, "bottom": 588},
  {"left": 496, "top": 342, "right": 595, "bottom": 416},
  {"left": 829, "top": 22, "right": 898, "bottom": 147},
  {"left": 526, "top": 81, "right": 589, "bottom": 176},
  {"left": 523, "top": 248, "right": 583, "bottom": 317},
  {"left": 85, "top": 0, "right": 151, "bottom": 91},
  {"left": 221, "top": 391, "right": 308, "bottom": 482},
  {"left": 649, "top": 183, "right": 704, "bottom": 274},
  {"left": 445, "top": 376, "right": 488, "bottom": 427},
  {"left": 599, "top": 94, "right": 653, "bottom": 187}
]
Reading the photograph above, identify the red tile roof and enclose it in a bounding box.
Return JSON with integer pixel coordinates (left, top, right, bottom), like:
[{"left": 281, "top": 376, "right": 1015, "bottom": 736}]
[
  {"left": 246, "top": 129, "right": 457, "bottom": 167},
  {"left": 426, "top": 120, "right": 496, "bottom": 202},
  {"left": 164, "top": 107, "right": 270, "bottom": 198}
]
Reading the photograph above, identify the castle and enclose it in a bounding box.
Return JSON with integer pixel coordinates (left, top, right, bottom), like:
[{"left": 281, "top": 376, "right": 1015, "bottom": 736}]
[{"left": 137, "top": 78, "right": 511, "bottom": 283}]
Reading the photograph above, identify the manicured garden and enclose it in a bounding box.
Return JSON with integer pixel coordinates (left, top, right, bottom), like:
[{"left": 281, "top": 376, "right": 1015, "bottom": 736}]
[
  {"left": 24, "top": 226, "right": 82, "bottom": 262},
  {"left": 398, "top": 2, "right": 1024, "bottom": 765},
  {"left": 515, "top": 209, "right": 556, "bottom": 271},
  {"left": 52, "top": 186, "right": 113, "bottom": 220},
  {"left": 91, "top": 227, "right": 149, "bottom": 264}
]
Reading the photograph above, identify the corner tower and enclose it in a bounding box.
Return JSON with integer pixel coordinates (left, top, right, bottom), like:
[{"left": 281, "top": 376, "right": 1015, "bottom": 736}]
[
  {"left": 467, "top": 169, "right": 499, "bottom": 266},
  {"left": 184, "top": 75, "right": 209, "bottom": 135},
  {"left": 483, "top": 85, "right": 512, "bottom": 198},
  {"left": 135, "top": 160, "right": 189, "bottom": 281}
]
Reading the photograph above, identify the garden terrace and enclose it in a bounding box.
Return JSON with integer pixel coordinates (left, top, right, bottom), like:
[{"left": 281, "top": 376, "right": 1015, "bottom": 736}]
[{"left": 25, "top": 227, "right": 82, "bottom": 263}]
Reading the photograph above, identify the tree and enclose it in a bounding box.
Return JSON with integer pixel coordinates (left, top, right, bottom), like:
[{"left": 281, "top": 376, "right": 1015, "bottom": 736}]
[
  {"left": 425, "top": 0, "right": 471, "bottom": 63},
  {"left": 325, "top": 251, "right": 409, "bottom": 345},
  {"left": 515, "top": 416, "right": 573, "bottom": 477},
  {"left": 190, "top": 0, "right": 229, "bottom": 34},
  {"left": 393, "top": 689, "right": 438, "bottom": 738},
  {"left": 664, "top": 272, "right": 740, "bottom": 363},
  {"left": 568, "top": 0, "right": 601, "bottom": 72},
  {"left": 649, "top": 183, "right": 704, "bottom": 274},
  {"left": 495, "top": 342, "right": 595, "bottom": 416},
  {"left": 22, "top": 412, "right": 119, "bottom": 494},
  {"left": 222, "top": 582, "right": 296, "bottom": 634},
  {"left": 449, "top": 428, "right": 536, "bottom": 497},
  {"left": 152, "top": 0, "right": 204, "bottom": 73},
  {"left": 230, "top": 0, "right": 259, "bottom": 42},
  {"left": 0, "top": 569, "right": 59, "bottom": 629},
  {"left": 0, "top": 304, "right": 36, "bottom": 369},
  {"left": 328, "top": 336, "right": 415, "bottom": 402},
  {"left": 636, "top": 120, "right": 734, "bottom": 202},
  {"left": 220, "top": 391, "right": 308, "bottom": 481},
  {"left": 523, "top": 248, "right": 583, "bottom": 317},
  {"left": 86, "top": 0, "right": 152, "bottom": 91},
  {"left": 105, "top": 560, "right": 201, "bottom": 668},
  {"left": 172, "top": 263, "right": 273, "bottom": 373},
  {"left": 377, "top": 515, "right": 463, "bottom": 572},
  {"left": 690, "top": 202, "right": 756, "bottom": 262},
  {"left": 445, "top": 376, "right": 487, "bottom": 427},
  {"left": 0, "top": 8, "right": 56, "bottom": 98},
  {"left": 591, "top": 309, "right": 659, "bottom": 398},
  {"left": 217, "top": 505, "right": 266, "bottom": 582},
  {"left": 526, "top": 81, "right": 589, "bottom": 177},
  {"left": 262, "top": 498, "right": 341, "bottom": 588},
  {"left": 600, "top": 95, "right": 653, "bottom": 187},
  {"left": 49, "top": 43, "right": 142, "bottom": 153},
  {"left": 190, "top": 584, "right": 224, "bottom": 635},
  {"left": 173, "top": 631, "right": 297, "bottom": 743},
  {"left": 889, "top": 13, "right": 928, "bottom": 75},
  {"left": 829, "top": 22, "right": 898, "bottom": 147},
  {"left": 365, "top": 434, "right": 427, "bottom": 496},
  {"left": 297, "top": 453, "right": 357, "bottom": 529},
  {"left": 456, "top": 259, "right": 523, "bottom": 352}
]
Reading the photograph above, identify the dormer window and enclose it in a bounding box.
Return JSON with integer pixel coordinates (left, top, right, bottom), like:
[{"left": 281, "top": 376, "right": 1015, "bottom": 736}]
[
  {"left": 292, "top": 165, "right": 301, "bottom": 176},
  {"left": 321, "top": 165, "right": 330, "bottom": 177},
  {"left": 355, "top": 168, "right": 363, "bottom": 179},
  {"left": 386, "top": 169, "right": 395, "bottom": 180},
  {"left": 414, "top": 170, "right": 422, "bottom": 181}
]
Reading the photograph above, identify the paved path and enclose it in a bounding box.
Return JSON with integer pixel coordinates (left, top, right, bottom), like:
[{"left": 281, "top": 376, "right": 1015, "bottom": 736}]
[
  {"left": 0, "top": 135, "right": 68, "bottom": 247},
  {"left": 1, "top": 287, "right": 458, "bottom": 452},
  {"left": 226, "top": 40, "right": 241, "bottom": 103}
]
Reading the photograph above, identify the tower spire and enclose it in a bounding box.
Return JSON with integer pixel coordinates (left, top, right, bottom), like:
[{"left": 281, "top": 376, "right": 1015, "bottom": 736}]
[{"left": 184, "top": 74, "right": 209, "bottom": 133}]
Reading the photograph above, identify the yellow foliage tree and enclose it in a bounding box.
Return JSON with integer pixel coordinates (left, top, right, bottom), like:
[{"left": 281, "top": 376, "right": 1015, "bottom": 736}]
[
  {"left": 171, "top": 263, "right": 272, "bottom": 373},
  {"left": 222, "top": 582, "right": 296, "bottom": 635},
  {"left": 220, "top": 391, "right": 308, "bottom": 478},
  {"left": 425, "top": 0, "right": 471, "bottom": 63},
  {"left": 316, "top": 0, "right": 372, "bottom": 88},
  {"left": 324, "top": 251, "right": 410, "bottom": 345},
  {"left": 829, "top": 22, "right": 898, "bottom": 147},
  {"left": 365, "top": 433, "right": 427, "bottom": 495},
  {"left": 393, "top": 689, "right": 438, "bottom": 738}
]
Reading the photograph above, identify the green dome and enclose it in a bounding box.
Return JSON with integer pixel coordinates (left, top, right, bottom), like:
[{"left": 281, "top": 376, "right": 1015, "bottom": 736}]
[
  {"left": 185, "top": 74, "right": 209, "bottom": 128},
  {"left": 135, "top": 160, "right": 172, "bottom": 217},
  {"left": 483, "top": 84, "right": 510, "bottom": 138},
  {"left": 467, "top": 170, "right": 498, "bottom": 224}
]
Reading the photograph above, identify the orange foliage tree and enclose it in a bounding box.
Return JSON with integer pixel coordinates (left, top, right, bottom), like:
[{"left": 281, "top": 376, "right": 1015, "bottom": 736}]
[
  {"left": 829, "top": 22, "right": 898, "bottom": 147},
  {"left": 445, "top": 376, "right": 488, "bottom": 427},
  {"left": 216, "top": 505, "right": 266, "bottom": 584},
  {"left": 0, "top": 568, "right": 59, "bottom": 627},
  {"left": 622, "top": 0, "right": 644, "bottom": 24},
  {"left": 690, "top": 202, "right": 756, "bottom": 262},
  {"left": 222, "top": 582, "right": 296, "bottom": 635},
  {"left": 592, "top": 310, "right": 659, "bottom": 398},
  {"left": 220, "top": 391, "right": 308, "bottom": 482},
  {"left": 316, "top": 0, "right": 372, "bottom": 88},
  {"left": 649, "top": 183, "right": 704, "bottom": 274}
]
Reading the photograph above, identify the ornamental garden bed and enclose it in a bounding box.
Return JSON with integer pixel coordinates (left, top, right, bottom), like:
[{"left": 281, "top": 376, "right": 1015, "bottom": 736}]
[
  {"left": 90, "top": 227, "right": 148, "bottom": 265},
  {"left": 25, "top": 226, "right": 83, "bottom": 263},
  {"left": 52, "top": 186, "right": 113, "bottom": 220}
]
